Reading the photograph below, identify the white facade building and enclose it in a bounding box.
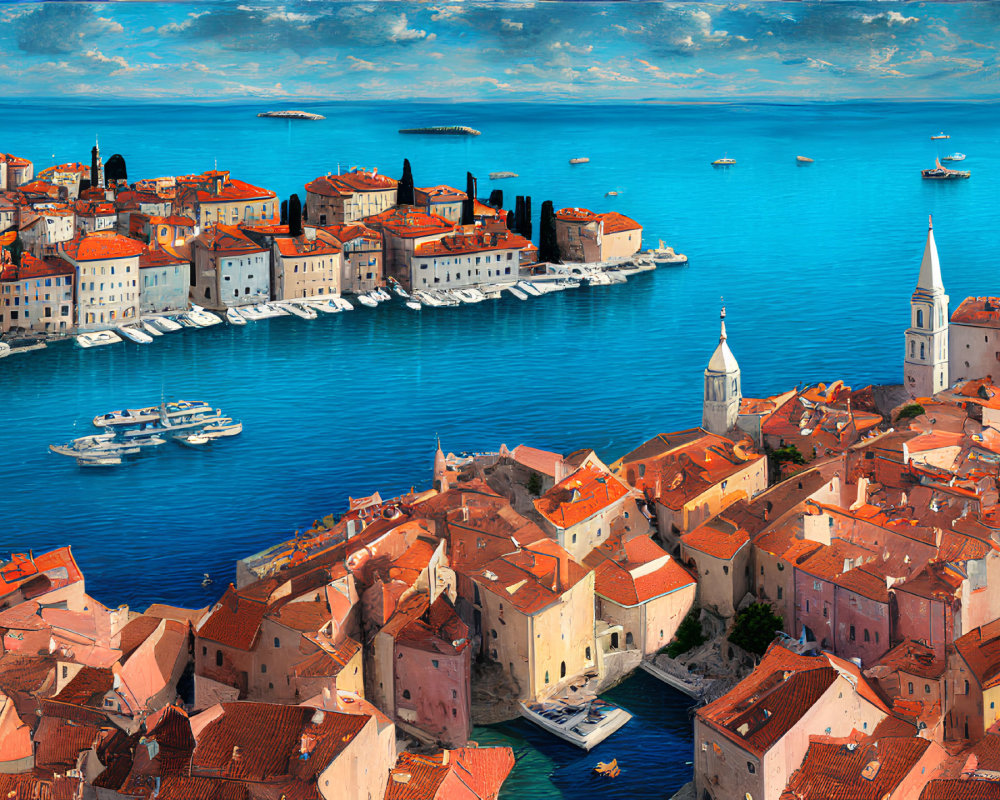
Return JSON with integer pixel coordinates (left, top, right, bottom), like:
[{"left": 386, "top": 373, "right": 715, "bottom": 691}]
[
  {"left": 904, "top": 217, "right": 950, "bottom": 399},
  {"left": 702, "top": 307, "right": 741, "bottom": 436}
]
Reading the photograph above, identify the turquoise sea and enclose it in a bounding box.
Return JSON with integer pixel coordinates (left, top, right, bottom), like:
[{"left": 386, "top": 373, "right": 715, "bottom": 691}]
[{"left": 2, "top": 99, "right": 999, "bottom": 798}]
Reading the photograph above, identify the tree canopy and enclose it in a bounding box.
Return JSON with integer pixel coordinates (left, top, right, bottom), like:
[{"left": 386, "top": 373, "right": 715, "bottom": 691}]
[{"left": 728, "top": 602, "right": 783, "bottom": 656}]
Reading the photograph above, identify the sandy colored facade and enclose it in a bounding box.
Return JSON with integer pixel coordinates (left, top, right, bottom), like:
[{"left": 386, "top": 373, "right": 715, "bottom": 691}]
[
  {"left": 555, "top": 208, "right": 642, "bottom": 263},
  {"left": 176, "top": 170, "right": 278, "bottom": 229},
  {"left": 272, "top": 234, "right": 342, "bottom": 300},
  {"left": 315, "top": 712, "right": 394, "bottom": 800},
  {"left": 19, "top": 208, "right": 75, "bottom": 256},
  {"left": 0, "top": 254, "right": 75, "bottom": 334},
  {"left": 413, "top": 185, "right": 466, "bottom": 223},
  {"left": 593, "top": 575, "right": 696, "bottom": 656},
  {"left": 322, "top": 224, "right": 384, "bottom": 293},
  {"left": 305, "top": 170, "right": 398, "bottom": 227},
  {"left": 680, "top": 535, "right": 750, "bottom": 618},
  {"left": 2, "top": 153, "right": 33, "bottom": 188},
  {"left": 60, "top": 234, "right": 143, "bottom": 331},
  {"left": 365, "top": 207, "right": 457, "bottom": 287},
  {"left": 409, "top": 226, "right": 531, "bottom": 291}
]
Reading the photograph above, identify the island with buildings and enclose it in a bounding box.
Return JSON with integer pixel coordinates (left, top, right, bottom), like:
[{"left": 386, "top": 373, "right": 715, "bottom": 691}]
[
  {"left": 5, "top": 211, "right": 1000, "bottom": 798},
  {"left": 0, "top": 143, "right": 653, "bottom": 353}
]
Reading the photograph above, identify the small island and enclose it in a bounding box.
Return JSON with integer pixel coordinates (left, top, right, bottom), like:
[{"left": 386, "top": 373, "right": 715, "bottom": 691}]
[
  {"left": 399, "top": 125, "right": 481, "bottom": 136},
  {"left": 258, "top": 110, "right": 325, "bottom": 120}
]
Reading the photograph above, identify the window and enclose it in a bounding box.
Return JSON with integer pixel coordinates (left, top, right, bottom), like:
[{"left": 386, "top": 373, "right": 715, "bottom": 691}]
[
  {"left": 864, "top": 629, "right": 870, "bottom": 642},
  {"left": 216, "top": 650, "right": 223, "bottom": 666},
  {"left": 202, "top": 646, "right": 207, "bottom": 656},
  {"left": 850, "top": 625, "right": 856, "bottom": 641},
  {"left": 560, "top": 661, "right": 566, "bottom": 678},
  {"left": 823, "top": 606, "right": 828, "bottom": 618},
  {"left": 261, "top": 664, "right": 267, "bottom": 673},
  {"left": 723, "top": 565, "right": 729, "bottom": 575},
  {"left": 402, "top": 689, "right": 411, "bottom": 699},
  {"left": 927, "top": 685, "right": 932, "bottom": 695},
  {"left": 966, "top": 680, "right": 970, "bottom": 694},
  {"left": 491, "top": 629, "right": 497, "bottom": 639},
  {"left": 586, "top": 646, "right": 592, "bottom": 660},
  {"left": 62, "top": 666, "right": 68, "bottom": 679},
  {"left": 611, "top": 632, "right": 619, "bottom": 649},
  {"left": 777, "top": 586, "right": 783, "bottom": 600},
  {"left": 274, "top": 637, "right": 281, "bottom": 648},
  {"left": 916, "top": 309, "right": 924, "bottom": 327},
  {"left": 908, "top": 681, "right": 914, "bottom": 695},
  {"left": 432, "top": 660, "right": 439, "bottom": 669},
  {"left": 747, "top": 762, "right": 756, "bottom": 774},
  {"left": 545, "top": 671, "right": 549, "bottom": 684}
]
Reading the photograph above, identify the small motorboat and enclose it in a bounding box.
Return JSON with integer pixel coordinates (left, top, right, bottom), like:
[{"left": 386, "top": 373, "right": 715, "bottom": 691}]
[
  {"left": 931, "top": 132, "right": 950, "bottom": 140},
  {"left": 185, "top": 306, "right": 223, "bottom": 327},
  {"left": 465, "top": 287, "right": 488, "bottom": 302},
  {"left": 76, "top": 454, "right": 124, "bottom": 467},
  {"left": 257, "top": 303, "right": 289, "bottom": 318},
  {"left": 586, "top": 272, "right": 612, "bottom": 286},
  {"left": 0, "top": 342, "right": 10, "bottom": 358},
  {"left": 650, "top": 240, "right": 688, "bottom": 266},
  {"left": 519, "top": 698, "right": 632, "bottom": 751},
  {"left": 605, "top": 190, "right": 619, "bottom": 197},
  {"left": 593, "top": 759, "right": 621, "bottom": 779},
  {"left": 356, "top": 293, "right": 379, "bottom": 308},
  {"left": 517, "top": 281, "right": 543, "bottom": 298},
  {"left": 176, "top": 433, "right": 211, "bottom": 448},
  {"left": 140, "top": 321, "right": 163, "bottom": 337},
  {"left": 796, "top": 156, "right": 814, "bottom": 164},
  {"left": 201, "top": 417, "right": 242, "bottom": 437},
  {"left": 226, "top": 307, "right": 247, "bottom": 325},
  {"left": 569, "top": 157, "right": 590, "bottom": 165},
  {"left": 306, "top": 299, "right": 340, "bottom": 314},
  {"left": 712, "top": 156, "right": 736, "bottom": 166},
  {"left": 405, "top": 299, "right": 422, "bottom": 311},
  {"left": 922, "top": 158, "right": 970, "bottom": 180},
  {"left": 277, "top": 301, "right": 318, "bottom": 320},
  {"left": 942, "top": 153, "right": 966, "bottom": 162},
  {"left": 489, "top": 171, "right": 518, "bottom": 179},
  {"left": 117, "top": 326, "right": 154, "bottom": 344},
  {"left": 607, "top": 271, "right": 627, "bottom": 284},
  {"left": 75, "top": 330, "right": 123, "bottom": 348},
  {"left": 429, "top": 290, "right": 459, "bottom": 307},
  {"left": 238, "top": 305, "right": 265, "bottom": 321},
  {"left": 392, "top": 284, "right": 411, "bottom": 299},
  {"left": 506, "top": 285, "right": 529, "bottom": 301},
  {"left": 373, "top": 288, "right": 392, "bottom": 302},
  {"left": 202, "top": 573, "right": 213, "bottom": 586},
  {"left": 333, "top": 296, "right": 354, "bottom": 312},
  {"left": 450, "top": 289, "right": 475, "bottom": 304},
  {"left": 149, "top": 317, "right": 182, "bottom": 333},
  {"left": 414, "top": 291, "right": 442, "bottom": 307}
]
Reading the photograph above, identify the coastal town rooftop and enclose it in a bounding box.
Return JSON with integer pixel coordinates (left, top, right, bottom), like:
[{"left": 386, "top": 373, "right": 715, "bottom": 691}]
[{"left": 534, "top": 463, "right": 630, "bottom": 530}]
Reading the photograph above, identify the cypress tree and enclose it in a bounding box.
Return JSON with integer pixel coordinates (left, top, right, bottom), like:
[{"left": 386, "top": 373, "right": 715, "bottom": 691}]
[
  {"left": 513, "top": 196, "right": 525, "bottom": 233},
  {"left": 288, "top": 194, "right": 302, "bottom": 237},
  {"left": 105, "top": 154, "right": 127, "bottom": 184},
  {"left": 280, "top": 200, "right": 288, "bottom": 225},
  {"left": 488, "top": 189, "right": 503, "bottom": 210},
  {"left": 461, "top": 171, "right": 476, "bottom": 225},
  {"left": 398, "top": 158, "right": 415, "bottom": 206},
  {"left": 6, "top": 236, "right": 24, "bottom": 268},
  {"left": 538, "top": 200, "right": 560, "bottom": 264},
  {"left": 522, "top": 196, "right": 532, "bottom": 241},
  {"left": 506, "top": 209, "right": 515, "bottom": 230}
]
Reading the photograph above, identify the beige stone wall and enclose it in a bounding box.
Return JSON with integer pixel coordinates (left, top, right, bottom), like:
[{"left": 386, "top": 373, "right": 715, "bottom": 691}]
[
  {"left": 71, "top": 255, "right": 140, "bottom": 331},
  {"left": 0, "top": 274, "right": 74, "bottom": 333},
  {"left": 274, "top": 251, "right": 342, "bottom": 300},
  {"left": 601, "top": 228, "right": 642, "bottom": 259},
  {"left": 317, "top": 715, "right": 392, "bottom": 800},
  {"left": 682, "top": 458, "right": 768, "bottom": 531},
  {"left": 680, "top": 543, "right": 750, "bottom": 619}
]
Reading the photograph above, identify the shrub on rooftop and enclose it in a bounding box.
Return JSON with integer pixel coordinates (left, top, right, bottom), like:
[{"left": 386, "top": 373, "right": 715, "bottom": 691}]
[
  {"left": 728, "top": 602, "right": 783, "bottom": 657},
  {"left": 526, "top": 471, "right": 543, "bottom": 496},
  {"left": 897, "top": 403, "right": 925, "bottom": 422}
]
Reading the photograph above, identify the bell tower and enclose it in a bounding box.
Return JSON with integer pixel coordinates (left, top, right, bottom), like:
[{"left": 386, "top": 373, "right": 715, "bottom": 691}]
[
  {"left": 904, "top": 216, "right": 949, "bottom": 399},
  {"left": 702, "top": 305, "right": 741, "bottom": 435}
]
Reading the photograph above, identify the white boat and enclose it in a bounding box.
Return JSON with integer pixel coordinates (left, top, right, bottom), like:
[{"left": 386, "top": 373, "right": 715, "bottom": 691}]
[
  {"left": 149, "top": 317, "right": 182, "bottom": 333},
  {"left": 356, "top": 293, "right": 379, "bottom": 308},
  {"left": 569, "top": 157, "right": 590, "bottom": 165},
  {"left": 414, "top": 291, "right": 443, "bottom": 307},
  {"left": 449, "top": 289, "right": 474, "bottom": 304},
  {"left": 238, "top": 305, "right": 265, "bottom": 321},
  {"left": 140, "top": 321, "right": 164, "bottom": 337},
  {"left": 201, "top": 417, "right": 242, "bottom": 437},
  {"left": 117, "top": 325, "right": 154, "bottom": 344},
  {"left": 392, "top": 283, "right": 411, "bottom": 299},
  {"left": 76, "top": 454, "right": 124, "bottom": 467},
  {"left": 405, "top": 299, "right": 422, "bottom": 311},
  {"left": 0, "top": 342, "right": 11, "bottom": 358},
  {"left": 650, "top": 240, "right": 688, "bottom": 266},
  {"left": 306, "top": 299, "right": 340, "bottom": 314},
  {"left": 176, "top": 433, "right": 211, "bottom": 448},
  {"left": 333, "top": 296, "right": 354, "bottom": 312},
  {"left": 257, "top": 303, "right": 289, "bottom": 318},
  {"left": 506, "top": 285, "right": 529, "bottom": 301},
  {"left": 429, "top": 290, "right": 459, "bottom": 307},
  {"left": 277, "top": 301, "right": 317, "bottom": 320},
  {"left": 186, "top": 306, "right": 223, "bottom": 327},
  {"left": 712, "top": 156, "right": 736, "bottom": 166},
  {"left": 931, "top": 132, "right": 950, "bottom": 140},
  {"left": 519, "top": 698, "right": 632, "bottom": 751},
  {"left": 585, "top": 272, "right": 612, "bottom": 286},
  {"left": 942, "top": 153, "right": 966, "bottom": 162},
  {"left": 373, "top": 288, "right": 392, "bottom": 302},
  {"left": 50, "top": 435, "right": 142, "bottom": 458},
  {"left": 465, "top": 287, "right": 488, "bottom": 302},
  {"left": 94, "top": 400, "right": 215, "bottom": 429},
  {"left": 75, "top": 331, "right": 123, "bottom": 348},
  {"left": 226, "top": 307, "right": 247, "bottom": 325},
  {"left": 517, "top": 281, "right": 543, "bottom": 297}
]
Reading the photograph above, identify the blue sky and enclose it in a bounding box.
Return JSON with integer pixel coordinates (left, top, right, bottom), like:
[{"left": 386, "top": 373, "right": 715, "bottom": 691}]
[{"left": 1, "top": 1, "right": 998, "bottom": 101}]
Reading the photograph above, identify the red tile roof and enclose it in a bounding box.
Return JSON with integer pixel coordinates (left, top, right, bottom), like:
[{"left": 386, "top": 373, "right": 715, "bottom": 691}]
[
  {"left": 306, "top": 170, "right": 397, "bottom": 197},
  {"left": 54, "top": 666, "right": 114, "bottom": 707},
  {"left": 870, "top": 639, "right": 945, "bottom": 680},
  {"left": 413, "top": 228, "right": 531, "bottom": 257},
  {"left": 196, "top": 584, "right": 269, "bottom": 651},
  {"left": 182, "top": 177, "right": 276, "bottom": 204},
  {"left": 471, "top": 538, "right": 589, "bottom": 616},
  {"left": 681, "top": 519, "right": 750, "bottom": 560},
  {"left": 274, "top": 235, "right": 341, "bottom": 258},
  {"left": 955, "top": 624, "right": 1000, "bottom": 689},
  {"left": 34, "top": 715, "right": 102, "bottom": 769},
  {"left": 952, "top": 297, "right": 1000, "bottom": 329},
  {"left": 291, "top": 639, "right": 362, "bottom": 678},
  {"left": 0, "top": 547, "right": 83, "bottom": 598},
  {"left": 584, "top": 535, "right": 695, "bottom": 607},
  {"left": 833, "top": 566, "right": 889, "bottom": 603},
  {"left": 196, "top": 224, "right": 266, "bottom": 254},
  {"left": 920, "top": 779, "right": 1000, "bottom": 800},
  {"left": 365, "top": 206, "right": 457, "bottom": 239},
  {"left": 0, "top": 253, "right": 75, "bottom": 282},
  {"left": 61, "top": 232, "right": 145, "bottom": 261},
  {"left": 268, "top": 600, "right": 330, "bottom": 633},
  {"left": 598, "top": 211, "right": 641, "bottom": 233},
  {"left": 139, "top": 248, "right": 189, "bottom": 268},
  {"left": 534, "top": 464, "right": 629, "bottom": 530},
  {"left": 386, "top": 747, "right": 515, "bottom": 800},
  {"left": 780, "top": 735, "right": 931, "bottom": 800},
  {"left": 415, "top": 185, "right": 467, "bottom": 203},
  {"left": 321, "top": 222, "right": 381, "bottom": 245}
]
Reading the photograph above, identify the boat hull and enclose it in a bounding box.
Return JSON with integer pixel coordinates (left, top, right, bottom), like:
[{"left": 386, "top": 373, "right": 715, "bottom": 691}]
[{"left": 519, "top": 702, "right": 632, "bottom": 751}]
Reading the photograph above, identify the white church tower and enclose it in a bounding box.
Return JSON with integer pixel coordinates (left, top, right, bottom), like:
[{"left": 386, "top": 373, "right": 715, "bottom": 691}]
[
  {"left": 703, "top": 306, "right": 741, "bottom": 435},
  {"left": 904, "top": 216, "right": 949, "bottom": 399}
]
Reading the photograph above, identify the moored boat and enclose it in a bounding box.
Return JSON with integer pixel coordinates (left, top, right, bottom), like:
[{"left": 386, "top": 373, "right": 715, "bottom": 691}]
[
  {"left": 140, "top": 321, "right": 164, "bottom": 337},
  {"left": 75, "top": 330, "right": 123, "bottom": 348},
  {"left": 506, "top": 285, "right": 529, "bottom": 301},
  {"left": 201, "top": 417, "right": 242, "bottom": 437},
  {"left": 94, "top": 399, "right": 214, "bottom": 428},
  {"left": 712, "top": 156, "right": 736, "bottom": 166},
  {"left": 650, "top": 240, "right": 688, "bottom": 266},
  {"left": 796, "top": 155, "right": 814, "bottom": 163},
  {"left": 921, "top": 158, "right": 970, "bottom": 180},
  {"left": 356, "top": 293, "right": 379, "bottom": 308},
  {"left": 489, "top": 171, "right": 518, "bottom": 180},
  {"left": 149, "top": 317, "right": 182, "bottom": 333},
  {"left": 0, "top": 342, "right": 10, "bottom": 358},
  {"left": 117, "top": 325, "right": 154, "bottom": 344},
  {"left": 226, "top": 307, "right": 247, "bottom": 325},
  {"left": 519, "top": 698, "right": 632, "bottom": 751},
  {"left": 306, "top": 299, "right": 340, "bottom": 314},
  {"left": 605, "top": 190, "right": 619, "bottom": 197},
  {"left": 930, "top": 132, "right": 950, "bottom": 140},
  {"left": 569, "top": 157, "right": 590, "bottom": 165},
  {"left": 517, "top": 280, "right": 543, "bottom": 297},
  {"left": 405, "top": 299, "right": 422, "bottom": 311},
  {"left": 942, "top": 153, "right": 966, "bottom": 162},
  {"left": 186, "top": 306, "right": 223, "bottom": 327},
  {"left": 76, "top": 454, "right": 124, "bottom": 467},
  {"left": 333, "top": 296, "right": 354, "bottom": 312},
  {"left": 277, "top": 301, "right": 318, "bottom": 320}
]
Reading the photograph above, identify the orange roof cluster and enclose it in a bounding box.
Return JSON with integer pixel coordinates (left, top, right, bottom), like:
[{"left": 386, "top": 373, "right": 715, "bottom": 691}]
[
  {"left": 305, "top": 169, "right": 397, "bottom": 197},
  {"left": 413, "top": 228, "right": 532, "bottom": 258},
  {"left": 148, "top": 214, "right": 196, "bottom": 227},
  {"left": 321, "top": 222, "right": 381, "bottom": 245},
  {"left": 179, "top": 174, "right": 276, "bottom": 205},
  {"left": 952, "top": 297, "right": 1000, "bottom": 328},
  {"left": 196, "top": 223, "right": 266, "bottom": 253},
  {"left": 366, "top": 206, "right": 457, "bottom": 239},
  {"left": 510, "top": 444, "right": 564, "bottom": 478},
  {"left": 584, "top": 535, "right": 695, "bottom": 607},
  {"left": 73, "top": 199, "right": 116, "bottom": 216},
  {"left": 681, "top": 518, "right": 750, "bottom": 560},
  {"left": 0, "top": 547, "right": 83, "bottom": 598},
  {"left": 386, "top": 747, "right": 515, "bottom": 800},
  {"left": 139, "top": 248, "right": 188, "bottom": 269},
  {"left": 954, "top": 623, "right": 1000, "bottom": 690},
  {"left": 415, "top": 184, "right": 466, "bottom": 203},
  {"left": 0, "top": 253, "right": 75, "bottom": 282},
  {"left": 599, "top": 211, "right": 642, "bottom": 233},
  {"left": 196, "top": 584, "right": 270, "bottom": 650},
  {"left": 61, "top": 232, "right": 145, "bottom": 262},
  {"left": 274, "top": 235, "right": 342, "bottom": 258},
  {"left": 534, "top": 464, "right": 630, "bottom": 530}
]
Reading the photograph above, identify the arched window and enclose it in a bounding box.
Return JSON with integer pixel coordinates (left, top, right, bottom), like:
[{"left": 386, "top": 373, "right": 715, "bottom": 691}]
[
  {"left": 917, "top": 309, "right": 924, "bottom": 328},
  {"left": 910, "top": 340, "right": 915, "bottom": 358},
  {"left": 611, "top": 632, "right": 619, "bottom": 649},
  {"left": 560, "top": 661, "right": 566, "bottom": 678},
  {"left": 920, "top": 343, "right": 925, "bottom": 359},
  {"left": 864, "top": 629, "right": 870, "bottom": 643}
]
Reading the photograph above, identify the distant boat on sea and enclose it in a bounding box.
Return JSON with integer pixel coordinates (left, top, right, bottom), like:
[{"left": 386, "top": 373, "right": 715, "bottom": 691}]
[
  {"left": 712, "top": 156, "right": 736, "bottom": 166},
  {"left": 796, "top": 156, "right": 814, "bottom": 164},
  {"left": 930, "top": 132, "right": 950, "bottom": 140},
  {"left": 921, "top": 158, "right": 970, "bottom": 180},
  {"left": 569, "top": 157, "right": 590, "bottom": 165},
  {"left": 399, "top": 126, "right": 481, "bottom": 136},
  {"left": 942, "top": 153, "right": 966, "bottom": 162},
  {"left": 489, "top": 171, "right": 518, "bottom": 180},
  {"left": 605, "top": 190, "right": 619, "bottom": 197},
  {"left": 257, "top": 110, "right": 325, "bottom": 120}
]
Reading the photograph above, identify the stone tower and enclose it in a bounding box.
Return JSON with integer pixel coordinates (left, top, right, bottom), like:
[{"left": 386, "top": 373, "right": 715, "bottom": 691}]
[
  {"left": 702, "top": 306, "right": 741, "bottom": 435},
  {"left": 90, "top": 137, "right": 104, "bottom": 189},
  {"left": 433, "top": 438, "right": 449, "bottom": 493},
  {"left": 904, "top": 216, "right": 949, "bottom": 399}
]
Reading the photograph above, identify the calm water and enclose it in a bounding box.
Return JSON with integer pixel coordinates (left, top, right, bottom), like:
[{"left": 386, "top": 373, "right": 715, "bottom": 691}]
[{"left": 3, "top": 99, "right": 999, "bottom": 798}]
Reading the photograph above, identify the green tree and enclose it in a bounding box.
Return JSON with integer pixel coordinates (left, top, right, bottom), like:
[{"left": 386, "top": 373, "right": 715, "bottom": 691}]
[
  {"left": 4, "top": 236, "right": 24, "bottom": 267},
  {"left": 897, "top": 403, "right": 925, "bottom": 421},
  {"left": 665, "top": 607, "right": 705, "bottom": 658},
  {"left": 288, "top": 194, "right": 303, "bottom": 237},
  {"left": 398, "top": 158, "right": 415, "bottom": 205},
  {"left": 526, "top": 471, "right": 543, "bottom": 496},
  {"left": 728, "top": 602, "right": 783, "bottom": 656},
  {"left": 771, "top": 444, "right": 805, "bottom": 467},
  {"left": 538, "top": 200, "right": 560, "bottom": 263}
]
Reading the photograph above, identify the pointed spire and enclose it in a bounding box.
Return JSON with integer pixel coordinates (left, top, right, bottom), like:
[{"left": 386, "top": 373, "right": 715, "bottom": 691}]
[
  {"left": 917, "top": 214, "right": 944, "bottom": 293},
  {"left": 719, "top": 303, "right": 727, "bottom": 343},
  {"left": 707, "top": 303, "right": 739, "bottom": 375}
]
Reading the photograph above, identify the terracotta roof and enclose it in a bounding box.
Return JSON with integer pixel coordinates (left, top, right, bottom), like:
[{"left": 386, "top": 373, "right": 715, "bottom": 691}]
[
  {"left": 196, "top": 585, "right": 269, "bottom": 651},
  {"left": 61, "top": 233, "right": 144, "bottom": 261},
  {"left": 955, "top": 624, "right": 1000, "bottom": 689},
  {"left": 365, "top": 206, "right": 457, "bottom": 239},
  {"left": 681, "top": 519, "right": 750, "bottom": 560},
  {"left": 0, "top": 253, "right": 75, "bottom": 282},
  {"left": 471, "top": 538, "right": 588, "bottom": 616},
  {"left": 268, "top": 600, "right": 330, "bottom": 633},
  {"left": 34, "top": 714, "right": 102, "bottom": 769},
  {"left": 415, "top": 184, "right": 467, "bottom": 203},
  {"left": 196, "top": 223, "right": 266, "bottom": 254},
  {"left": 274, "top": 236, "right": 341, "bottom": 258},
  {"left": 181, "top": 177, "right": 276, "bottom": 204},
  {"left": 871, "top": 639, "right": 945, "bottom": 680},
  {"left": 191, "top": 702, "right": 369, "bottom": 783},
  {"left": 795, "top": 539, "right": 874, "bottom": 582},
  {"left": 952, "top": 297, "right": 1000, "bottom": 329},
  {"left": 321, "top": 222, "right": 381, "bottom": 245},
  {"left": 140, "top": 248, "right": 189, "bottom": 268},
  {"left": 54, "top": 666, "right": 114, "bottom": 707},
  {"left": 305, "top": 170, "right": 396, "bottom": 197},
  {"left": 598, "top": 211, "right": 641, "bottom": 233},
  {"left": 534, "top": 464, "right": 629, "bottom": 530},
  {"left": 386, "top": 747, "right": 515, "bottom": 800},
  {"left": 920, "top": 780, "right": 1000, "bottom": 800},
  {"left": 118, "top": 614, "right": 162, "bottom": 660},
  {"left": 510, "top": 445, "right": 563, "bottom": 478},
  {"left": 833, "top": 566, "right": 889, "bottom": 603},
  {"left": 0, "top": 653, "right": 57, "bottom": 694},
  {"left": 584, "top": 535, "right": 695, "bottom": 607},
  {"left": 780, "top": 735, "right": 931, "bottom": 800},
  {"left": 0, "top": 547, "right": 83, "bottom": 598},
  {"left": 148, "top": 215, "right": 196, "bottom": 227},
  {"left": 291, "top": 640, "right": 361, "bottom": 678},
  {"left": 413, "top": 228, "right": 531, "bottom": 257},
  {"left": 555, "top": 207, "right": 597, "bottom": 222},
  {"left": 393, "top": 595, "right": 470, "bottom": 655}
]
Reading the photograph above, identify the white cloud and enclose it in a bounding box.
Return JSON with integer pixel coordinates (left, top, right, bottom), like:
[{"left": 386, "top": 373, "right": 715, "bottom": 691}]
[
  {"left": 862, "top": 11, "right": 919, "bottom": 26},
  {"left": 347, "top": 56, "right": 390, "bottom": 72},
  {"left": 501, "top": 19, "right": 523, "bottom": 32},
  {"left": 552, "top": 41, "right": 592, "bottom": 55},
  {"left": 386, "top": 14, "right": 427, "bottom": 43},
  {"left": 158, "top": 12, "right": 209, "bottom": 36},
  {"left": 83, "top": 49, "right": 133, "bottom": 73},
  {"left": 586, "top": 65, "right": 638, "bottom": 83}
]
